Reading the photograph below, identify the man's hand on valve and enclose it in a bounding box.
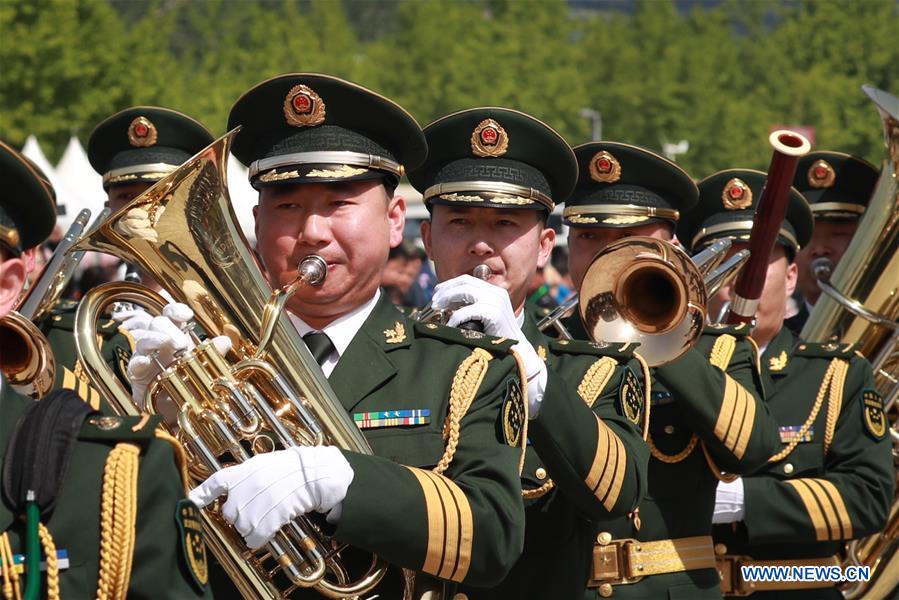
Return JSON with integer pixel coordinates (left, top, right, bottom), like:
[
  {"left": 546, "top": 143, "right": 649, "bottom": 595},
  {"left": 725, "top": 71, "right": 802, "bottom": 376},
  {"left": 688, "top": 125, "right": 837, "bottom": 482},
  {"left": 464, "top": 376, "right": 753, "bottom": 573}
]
[
  {"left": 124, "top": 302, "right": 232, "bottom": 407},
  {"left": 431, "top": 274, "right": 548, "bottom": 417},
  {"left": 188, "top": 445, "right": 354, "bottom": 549}
]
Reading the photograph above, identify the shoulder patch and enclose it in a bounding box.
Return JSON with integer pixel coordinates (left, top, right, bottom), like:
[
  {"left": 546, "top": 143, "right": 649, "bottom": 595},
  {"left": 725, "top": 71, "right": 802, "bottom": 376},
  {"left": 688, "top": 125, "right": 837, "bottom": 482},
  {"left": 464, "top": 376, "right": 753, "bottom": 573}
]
[
  {"left": 413, "top": 320, "right": 515, "bottom": 352},
  {"left": 176, "top": 499, "right": 209, "bottom": 592},
  {"left": 549, "top": 338, "right": 638, "bottom": 360},
  {"left": 794, "top": 341, "right": 855, "bottom": 359},
  {"left": 618, "top": 366, "right": 644, "bottom": 426},
  {"left": 502, "top": 378, "right": 526, "bottom": 447},
  {"left": 862, "top": 389, "right": 887, "bottom": 440},
  {"left": 702, "top": 322, "right": 750, "bottom": 338},
  {"left": 79, "top": 414, "right": 161, "bottom": 442}
]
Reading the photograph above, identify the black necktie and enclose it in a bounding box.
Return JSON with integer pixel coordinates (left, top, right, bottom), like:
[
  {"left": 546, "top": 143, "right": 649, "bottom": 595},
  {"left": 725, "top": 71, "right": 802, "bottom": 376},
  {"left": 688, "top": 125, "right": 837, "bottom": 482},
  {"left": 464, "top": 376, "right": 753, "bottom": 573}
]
[{"left": 303, "top": 332, "right": 336, "bottom": 366}]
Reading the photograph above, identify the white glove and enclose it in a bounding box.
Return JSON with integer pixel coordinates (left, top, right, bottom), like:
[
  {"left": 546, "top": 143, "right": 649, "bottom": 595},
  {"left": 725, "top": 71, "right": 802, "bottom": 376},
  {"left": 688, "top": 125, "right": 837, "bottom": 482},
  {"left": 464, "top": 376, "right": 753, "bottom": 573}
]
[
  {"left": 188, "top": 445, "right": 354, "bottom": 550},
  {"left": 712, "top": 477, "right": 745, "bottom": 524},
  {"left": 125, "top": 302, "right": 232, "bottom": 407},
  {"left": 111, "top": 305, "right": 152, "bottom": 332},
  {"left": 432, "top": 275, "right": 548, "bottom": 418}
]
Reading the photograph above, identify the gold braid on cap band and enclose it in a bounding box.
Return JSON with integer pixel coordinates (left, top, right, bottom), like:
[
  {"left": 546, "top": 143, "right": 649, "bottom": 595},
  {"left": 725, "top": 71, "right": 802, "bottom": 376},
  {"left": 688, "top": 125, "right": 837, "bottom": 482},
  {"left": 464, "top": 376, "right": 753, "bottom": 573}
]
[
  {"left": 562, "top": 204, "right": 680, "bottom": 224},
  {"left": 423, "top": 181, "right": 554, "bottom": 212},
  {"left": 691, "top": 220, "right": 799, "bottom": 252},
  {"left": 248, "top": 150, "right": 404, "bottom": 180},
  {"left": 102, "top": 162, "right": 179, "bottom": 186},
  {"left": 809, "top": 202, "right": 866, "bottom": 216}
]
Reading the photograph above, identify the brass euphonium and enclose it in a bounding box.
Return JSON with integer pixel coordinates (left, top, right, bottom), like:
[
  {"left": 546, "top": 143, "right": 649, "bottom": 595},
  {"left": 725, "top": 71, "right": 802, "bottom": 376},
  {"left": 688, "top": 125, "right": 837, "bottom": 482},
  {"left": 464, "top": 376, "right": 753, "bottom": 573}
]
[
  {"left": 537, "top": 237, "right": 748, "bottom": 366},
  {"left": 801, "top": 86, "right": 899, "bottom": 600},
  {"left": 71, "top": 129, "right": 388, "bottom": 599}
]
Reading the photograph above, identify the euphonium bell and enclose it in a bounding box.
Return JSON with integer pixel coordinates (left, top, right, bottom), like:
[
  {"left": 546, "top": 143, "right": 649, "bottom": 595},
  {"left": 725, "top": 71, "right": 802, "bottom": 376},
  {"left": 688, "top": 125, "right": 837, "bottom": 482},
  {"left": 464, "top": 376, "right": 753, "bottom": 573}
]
[{"left": 71, "top": 129, "right": 387, "bottom": 599}]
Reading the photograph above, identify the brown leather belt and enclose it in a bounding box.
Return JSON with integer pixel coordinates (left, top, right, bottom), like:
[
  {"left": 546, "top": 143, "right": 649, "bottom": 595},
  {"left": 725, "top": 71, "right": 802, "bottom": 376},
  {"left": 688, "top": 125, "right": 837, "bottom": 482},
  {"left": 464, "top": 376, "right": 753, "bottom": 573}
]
[
  {"left": 589, "top": 533, "right": 716, "bottom": 597},
  {"left": 716, "top": 553, "right": 841, "bottom": 596}
]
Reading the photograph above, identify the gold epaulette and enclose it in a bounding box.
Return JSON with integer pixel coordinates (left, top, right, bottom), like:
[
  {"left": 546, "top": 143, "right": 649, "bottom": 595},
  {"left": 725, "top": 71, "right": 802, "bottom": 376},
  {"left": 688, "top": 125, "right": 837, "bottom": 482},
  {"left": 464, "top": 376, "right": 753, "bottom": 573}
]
[
  {"left": 413, "top": 320, "right": 515, "bottom": 353},
  {"left": 794, "top": 341, "right": 856, "bottom": 359}
]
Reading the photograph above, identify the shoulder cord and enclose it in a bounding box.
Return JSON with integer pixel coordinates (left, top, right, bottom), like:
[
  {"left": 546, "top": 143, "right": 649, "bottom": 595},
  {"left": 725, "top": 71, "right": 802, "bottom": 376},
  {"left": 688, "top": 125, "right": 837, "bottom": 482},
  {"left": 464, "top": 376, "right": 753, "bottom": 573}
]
[
  {"left": 822, "top": 360, "right": 847, "bottom": 457},
  {"left": 96, "top": 442, "right": 140, "bottom": 600},
  {"left": 0, "top": 526, "right": 59, "bottom": 600},
  {"left": 433, "top": 348, "right": 493, "bottom": 477},
  {"left": 768, "top": 358, "right": 848, "bottom": 464},
  {"left": 632, "top": 352, "right": 653, "bottom": 441},
  {"left": 154, "top": 429, "right": 192, "bottom": 491}
]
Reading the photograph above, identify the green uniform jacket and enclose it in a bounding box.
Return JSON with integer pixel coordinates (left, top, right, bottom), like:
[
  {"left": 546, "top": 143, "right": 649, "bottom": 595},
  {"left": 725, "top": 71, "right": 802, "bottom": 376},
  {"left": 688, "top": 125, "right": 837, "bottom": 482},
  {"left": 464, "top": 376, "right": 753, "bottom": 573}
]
[
  {"left": 36, "top": 298, "right": 133, "bottom": 413},
  {"left": 0, "top": 375, "right": 211, "bottom": 599},
  {"left": 243, "top": 294, "right": 526, "bottom": 598},
  {"left": 461, "top": 309, "right": 650, "bottom": 600},
  {"left": 558, "top": 316, "right": 778, "bottom": 600},
  {"left": 713, "top": 327, "right": 894, "bottom": 599}
]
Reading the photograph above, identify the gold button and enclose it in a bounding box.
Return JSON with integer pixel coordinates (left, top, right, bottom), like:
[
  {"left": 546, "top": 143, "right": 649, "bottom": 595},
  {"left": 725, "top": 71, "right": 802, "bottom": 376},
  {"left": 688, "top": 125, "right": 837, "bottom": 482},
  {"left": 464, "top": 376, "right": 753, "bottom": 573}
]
[
  {"left": 663, "top": 425, "right": 675, "bottom": 434},
  {"left": 535, "top": 467, "right": 547, "bottom": 480},
  {"left": 597, "top": 531, "right": 613, "bottom": 545},
  {"left": 714, "top": 543, "right": 728, "bottom": 555},
  {"left": 783, "top": 463, "right": 794, "bottom": 474},
  {"left": 598, "top": 583, "right": 614, "bottom": 597},
  {"left": 799, "top": 344, "right": 807, "bottom": 350}
]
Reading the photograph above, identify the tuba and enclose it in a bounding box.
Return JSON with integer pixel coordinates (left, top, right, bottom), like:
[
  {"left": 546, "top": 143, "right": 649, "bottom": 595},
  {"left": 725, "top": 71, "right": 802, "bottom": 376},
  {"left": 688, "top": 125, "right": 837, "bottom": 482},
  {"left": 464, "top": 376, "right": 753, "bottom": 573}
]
[
  {"left": 801, "top": 86, "right": 899, "bottom": 600},
  {"left": 71, "top": 129, "right": 388, "bottom": 599},
  {"left": 537, "top": 237, "right": 748, "bottom": 366}
]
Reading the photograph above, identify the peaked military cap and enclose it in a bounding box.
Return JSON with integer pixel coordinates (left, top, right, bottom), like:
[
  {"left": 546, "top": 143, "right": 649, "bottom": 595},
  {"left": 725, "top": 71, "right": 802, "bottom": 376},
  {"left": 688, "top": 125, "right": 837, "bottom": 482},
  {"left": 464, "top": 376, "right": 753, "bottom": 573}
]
[
  {"left": 793, "top": 151, "right": 879, "bottom": 219},
  {"left": 563, "top": 142, "right": 698, "bottom": 228},
  {"left": 407, "top": 107, "right": 577, "bottom": 213},
  {"left": 228, "top": 73, "right": 427, "bottom": 190},
  {"left": 679, "top": 169, "right": 813, "bottom": 258},
  {"left": 0, "top": 140, "right": 56, "bottom": 254},
  {"left": 88, "top": 106, "right": 213, "bottom": 190}
]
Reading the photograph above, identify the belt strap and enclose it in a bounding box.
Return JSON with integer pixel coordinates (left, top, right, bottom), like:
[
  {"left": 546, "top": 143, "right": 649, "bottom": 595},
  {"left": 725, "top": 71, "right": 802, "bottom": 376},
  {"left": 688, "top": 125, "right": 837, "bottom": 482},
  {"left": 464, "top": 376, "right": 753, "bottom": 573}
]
[
  {"left": 589, "top": 534, "right": 716, "bottom": 595},
  {"left": 716, "top": 554, "right": 840, "bottom": 596}
]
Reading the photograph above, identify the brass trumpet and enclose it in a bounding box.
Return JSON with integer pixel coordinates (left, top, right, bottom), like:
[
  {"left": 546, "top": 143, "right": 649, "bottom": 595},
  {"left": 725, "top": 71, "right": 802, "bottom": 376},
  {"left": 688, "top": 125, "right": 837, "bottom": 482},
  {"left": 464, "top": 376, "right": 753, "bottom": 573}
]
[
  {"left": 538, "top": 237, "right": 748, "bottom": 366},
  {"left": 413, "top": 263, "right": 492, "bottom": 330},
  {"left": 71, "top": 129, "right": 387, "bottom": 599}
]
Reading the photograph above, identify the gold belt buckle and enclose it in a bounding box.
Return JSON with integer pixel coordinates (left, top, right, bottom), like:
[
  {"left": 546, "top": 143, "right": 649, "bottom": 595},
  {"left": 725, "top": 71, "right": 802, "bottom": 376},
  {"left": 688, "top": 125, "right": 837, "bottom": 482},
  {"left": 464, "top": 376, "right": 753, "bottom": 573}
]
[
  {"left": 716, "top": 553, "right": 754, "bottom": 597},
  {"left": 589, "top": 533, "right": 646, "bottom": 595}
]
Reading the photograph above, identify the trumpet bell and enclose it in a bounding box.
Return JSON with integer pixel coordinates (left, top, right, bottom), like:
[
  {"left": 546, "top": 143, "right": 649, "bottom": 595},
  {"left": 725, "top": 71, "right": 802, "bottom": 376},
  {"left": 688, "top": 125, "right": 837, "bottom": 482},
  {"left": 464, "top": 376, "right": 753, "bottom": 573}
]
[{"left": 579, "top": 237, "right": 706, "bottom": 366}]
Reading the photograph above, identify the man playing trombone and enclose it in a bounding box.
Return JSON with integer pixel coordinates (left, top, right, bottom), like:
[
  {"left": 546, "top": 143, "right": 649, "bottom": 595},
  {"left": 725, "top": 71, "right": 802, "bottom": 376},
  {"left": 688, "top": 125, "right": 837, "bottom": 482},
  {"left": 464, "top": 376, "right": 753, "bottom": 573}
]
[
  {"left": 559, "top": 142, "right": 779, "bottom": 598},
  {"left": 410, "top": 107, "right": 650, "bottom": 599}
]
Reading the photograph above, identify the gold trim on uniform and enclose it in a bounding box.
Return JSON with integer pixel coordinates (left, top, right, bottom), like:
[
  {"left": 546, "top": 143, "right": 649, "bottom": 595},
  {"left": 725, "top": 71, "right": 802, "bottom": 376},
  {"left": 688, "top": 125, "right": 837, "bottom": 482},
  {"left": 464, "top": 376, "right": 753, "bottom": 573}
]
[
  {"left": 807, "top": 159, "right": 836, "bottom": 188},
  {"left": 785, "top": 478, "right": 853, "bottom": 541},
  {"left": 406, "top": 467, "right": 474, "bottom": 582},
  {"left": 563, "top": 204, "right": 680, "bottom": 224},
  {"left": 383, "top": 321, "right": 407, "bottom": 344},
  {"left": 713, "top": 375, "right": 755, "bottom": 460},
  {"left": 768, "top": 350, "right": 788, "bottom": 371},
  {"left": 283, "top": 84, "right": 326, "bottom": 127},
  {"left": 722, "top": 178, "right": 752, "bottom": 210},
  {"left": 127, "top": 116, "right": 158, "bottom": 147},
  {"left": 306, "top": 165, "right": 368, "bottom": 178},
  {"left": 588, "top": 151, "right": 622, "bottom": 183},
  {"left": 585, "top": 416, "right": 627, "bottom": 512},
  {"left": 576, "top": 356, "right": 617, "bottom": 408},
  {"left": 0, "top": 224, "right": 20, "bottom": 248},
  {"left": 470, "top": 119, "right": 509, "bottom": 158}
]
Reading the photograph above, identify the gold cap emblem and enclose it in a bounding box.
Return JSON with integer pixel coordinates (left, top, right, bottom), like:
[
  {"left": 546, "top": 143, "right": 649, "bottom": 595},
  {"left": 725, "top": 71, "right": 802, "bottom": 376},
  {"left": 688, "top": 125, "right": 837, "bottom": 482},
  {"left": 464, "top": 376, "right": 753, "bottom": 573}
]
[
  {"left": 807, "top": 159, "right": 836, "bottom": 188},
  {"left": 283, "top": 84, "right": 326, "bottom": 127},
  {"left": 471, "top": 119, "right": 509, "bottom": 157},
  {"left": 128, "top": 116, "right": 157, "bottom": 147},
  {"left": 588, "top": 151, "right": 621, "bottom": 183},
  {"left": 722, "top": 178, "right": 752, "bottom": 210}
]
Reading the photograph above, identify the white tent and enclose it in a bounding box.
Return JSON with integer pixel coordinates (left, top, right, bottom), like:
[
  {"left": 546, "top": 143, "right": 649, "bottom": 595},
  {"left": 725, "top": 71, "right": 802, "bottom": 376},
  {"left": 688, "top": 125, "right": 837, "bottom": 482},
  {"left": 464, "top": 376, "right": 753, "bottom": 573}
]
[
  {"left": 56, "top": 136, "right": 105, "bottom": 230},
  {"left": 227, "top": 155, "right": 257, "bottom": 244},
  {"left": 20, "top": 136, "right": 80, "bottom": 232}
]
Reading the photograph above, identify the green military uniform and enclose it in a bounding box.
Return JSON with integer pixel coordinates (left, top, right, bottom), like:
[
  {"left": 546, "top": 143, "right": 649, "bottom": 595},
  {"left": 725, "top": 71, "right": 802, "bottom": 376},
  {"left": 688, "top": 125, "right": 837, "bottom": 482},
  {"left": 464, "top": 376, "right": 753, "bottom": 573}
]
[
  {"left": 0, "top": 140, "right": 210, "bottom": 599},
  {"left": 679, "top": 169, "right": 895, "bottom": 599},
  {"left": 784, "top": 152, "right": 879, "bottom": 335},
  {"left": 562, "top": 143, "right": 779, "bottom": 599},
  {"left": 215, "top": 74, "right": 529, "bottom": 598},
  {"left": 407, "top": 108, "right": 650, "bottom": 599}
]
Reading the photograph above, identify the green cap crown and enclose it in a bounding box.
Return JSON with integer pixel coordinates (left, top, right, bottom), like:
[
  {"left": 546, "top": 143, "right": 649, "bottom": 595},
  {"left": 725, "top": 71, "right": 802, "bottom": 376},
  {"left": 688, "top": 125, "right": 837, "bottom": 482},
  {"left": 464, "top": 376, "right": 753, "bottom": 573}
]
[
  {"left": 793, "top": 151, "right": 879, "bottom": 219},
  {"left": 228, "top": 73, "right": 426, "bottom": 190},
  {"left": 88, "top": 106, "right": 214, "bottom": 190},
  {"left": 0, "top": 140, "right": 56, "bottom": 254},
  {"left": 679, "top": 169, "right": 813, "bottom": 257},
  {"left": 408, "top": 107, "right": 577, "bottom": 213},
  {"left": 564, "top": 142, "right": 697, "bottom": 228}
]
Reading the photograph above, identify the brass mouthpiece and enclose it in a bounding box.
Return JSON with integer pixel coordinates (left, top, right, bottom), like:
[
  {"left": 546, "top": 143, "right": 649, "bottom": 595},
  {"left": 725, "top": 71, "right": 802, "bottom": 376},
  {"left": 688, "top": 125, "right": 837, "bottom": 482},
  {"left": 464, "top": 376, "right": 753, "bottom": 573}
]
[
  {"left": 810, "top": 257, "right": 834, "bottom": 282},
  {"left": 472, "top": 264, "right": 492, "bottom": 280},
  {"left": 299, "top": 255, "right": 328, "bottom": 286}
]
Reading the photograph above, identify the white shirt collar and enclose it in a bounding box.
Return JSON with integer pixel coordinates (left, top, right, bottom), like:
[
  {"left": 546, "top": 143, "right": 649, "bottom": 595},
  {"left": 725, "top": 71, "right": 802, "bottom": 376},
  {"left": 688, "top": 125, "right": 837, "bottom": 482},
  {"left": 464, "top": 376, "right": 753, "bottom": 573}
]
[
  {"left": 288, "top": 289, "right": 381, "bottom": 361},
  {"left": 515, "top": 308, "right": 525, "bottom": 328}
]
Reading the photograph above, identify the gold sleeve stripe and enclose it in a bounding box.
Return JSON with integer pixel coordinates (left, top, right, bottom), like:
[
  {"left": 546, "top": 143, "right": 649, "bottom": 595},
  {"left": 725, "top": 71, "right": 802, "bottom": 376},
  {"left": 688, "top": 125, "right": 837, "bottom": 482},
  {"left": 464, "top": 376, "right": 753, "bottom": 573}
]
[
  {"left": 714, "top": 375, "right": 754, "bottom": 459},
  {"left": 406, "top": 467, "right": 474, "bottom": 583},
  {"left": 732, "top": 384, "right": 755, "bottom": 460},
  {"left": 805, "top": 478, "right": 841, "bottom": 539},
  {"left": 813, "top": 479, "right": 853, "bottom": 540},
  {"left": 585, "top": 417, "right": 627, "bottom": 511},
  {"left": 714, "top": 375, "right": 738, "bottom": 441},
  {"left": 723, "top": 379, "right": 747, "bottom": 452},
  {"left": 785, "top": 479, "right": 830, "bottom": 541},
  {"left": 62, "top": 367, "right": 78, "bottom": 393}
]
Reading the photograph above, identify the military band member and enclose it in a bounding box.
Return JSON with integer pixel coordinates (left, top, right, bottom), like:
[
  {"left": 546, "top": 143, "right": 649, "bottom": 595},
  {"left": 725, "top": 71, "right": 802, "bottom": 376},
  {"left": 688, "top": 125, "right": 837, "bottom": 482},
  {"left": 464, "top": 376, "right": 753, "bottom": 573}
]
[
  {"left": 786, "top": 152, "right": 880, "bottom": 334},
  {"left": 679, "top": 169, "right": 895, "bottom": 599},
  {"left": 410, "top": 108, "right": 649, "bottom": 599},
  {"left": 560, "top": 142, "right": 779, "bottom": 598},
  {"left": 0, "top": 140, "right": 212, "bottom": 599},
  {"left": 124, "top": 74, "right": 528, "bottom": 597}
]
